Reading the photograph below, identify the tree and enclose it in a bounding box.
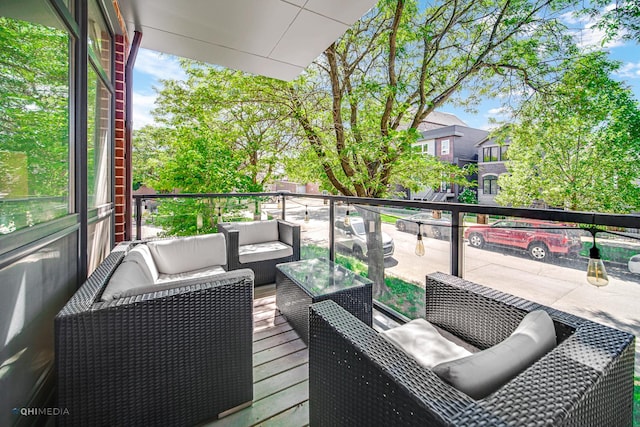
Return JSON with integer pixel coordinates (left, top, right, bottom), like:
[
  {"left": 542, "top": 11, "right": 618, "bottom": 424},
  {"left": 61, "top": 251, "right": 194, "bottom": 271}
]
[
  {"left": 132, "top": 125, "right": 169, "bottom": 190},
  {"left": 138, "top": 66, "right": 300, "bottom": 235},
  {"left": 279, "top": 0, "right": 576, "bottom": 291},
  {"left": 581, "top": 0, "right": 640, "bottom": 43},
  {"left": 496, "top": 52, "right": 640, "bottom": 212},
  {"left": 152, "top": 66, "right": 297, "bottom": 191}
]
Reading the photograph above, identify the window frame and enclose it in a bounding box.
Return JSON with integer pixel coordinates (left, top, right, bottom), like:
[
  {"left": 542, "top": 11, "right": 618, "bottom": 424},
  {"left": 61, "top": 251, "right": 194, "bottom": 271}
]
[
  {"left": 483, "top": 174, "right": 499, "bottom": 195},
  {"left": 441, "top": 139, "right": 450, "bottom": 155}
]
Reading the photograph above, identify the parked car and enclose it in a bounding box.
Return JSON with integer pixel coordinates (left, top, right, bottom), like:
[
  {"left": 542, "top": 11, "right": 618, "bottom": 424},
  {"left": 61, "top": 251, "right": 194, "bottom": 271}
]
[
  {"left": 464, "top": 219, "right": 582, "bottom": 261},
  {"left": 395, "top": 213, "right": 451, "bottom": 240},
  {"left": 335, "top": 217, "right": 395, "bottom": 259}
]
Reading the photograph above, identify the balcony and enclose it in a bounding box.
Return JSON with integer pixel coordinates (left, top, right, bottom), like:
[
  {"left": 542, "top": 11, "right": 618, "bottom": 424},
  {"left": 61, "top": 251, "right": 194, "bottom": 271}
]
[{"left": 126, "top": 192, "right": 640, "bottom": 425}]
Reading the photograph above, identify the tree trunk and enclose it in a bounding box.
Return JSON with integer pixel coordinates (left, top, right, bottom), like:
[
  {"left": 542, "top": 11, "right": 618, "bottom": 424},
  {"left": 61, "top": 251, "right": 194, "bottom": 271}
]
[{"left": 356, "top": 207, "right": 390, "bottom": 299}]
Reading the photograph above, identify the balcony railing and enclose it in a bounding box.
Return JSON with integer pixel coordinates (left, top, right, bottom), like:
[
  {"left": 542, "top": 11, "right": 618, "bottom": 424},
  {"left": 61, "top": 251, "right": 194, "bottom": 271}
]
[{"left": 133, "top": 192, "right": 640, "bottom": 372}]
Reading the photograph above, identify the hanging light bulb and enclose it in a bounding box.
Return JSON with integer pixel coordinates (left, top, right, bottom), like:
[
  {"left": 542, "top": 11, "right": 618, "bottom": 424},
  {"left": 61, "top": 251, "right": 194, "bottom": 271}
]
[
  {"left": 217, "top": 207, "right": 222, "bottom": 222},
  {"left": 277, "top": 196, "right": 282, "bottom": 209},
  {"left": 586, "top": 230, "right": 608, "bottom": 287},
  {"left": 415, "top": 223, "right": 425, "bottom": 256},
  {"left": 196, "top": 213, "right": 203, "bottom": 230},
  {"left": 304, "top": 205, "right": 309, "bottom": 223},
  {"left": 344, "top": 207, "right": 351, "bottom": 226}
]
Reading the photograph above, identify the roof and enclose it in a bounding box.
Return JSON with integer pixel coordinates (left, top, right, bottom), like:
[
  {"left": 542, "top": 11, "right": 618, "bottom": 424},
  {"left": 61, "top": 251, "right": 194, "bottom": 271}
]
[
  {"left": 116, "top": 0, "right": 377, "bottom": 81},
  {"left": 416, "top": 111, "right": 467, "bottom": 131}
]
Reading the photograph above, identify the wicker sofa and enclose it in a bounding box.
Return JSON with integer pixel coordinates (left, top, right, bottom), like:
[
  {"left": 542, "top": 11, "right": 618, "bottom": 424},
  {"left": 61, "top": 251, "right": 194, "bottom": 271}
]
[
  {"left": 309, "top": 272, "right": 636, "bottom": 427},
  {"left": 55, "top": 240, "right": 255, "bottom": 427},
  {"left": 218, "top": 219, "right": 300, "bottom": 285}
]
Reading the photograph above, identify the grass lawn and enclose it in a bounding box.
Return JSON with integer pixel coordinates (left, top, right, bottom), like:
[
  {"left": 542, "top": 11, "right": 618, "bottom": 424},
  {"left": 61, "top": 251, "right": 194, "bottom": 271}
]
[{"left": 635, "top": 377, "right": 639, "bottom": 427}]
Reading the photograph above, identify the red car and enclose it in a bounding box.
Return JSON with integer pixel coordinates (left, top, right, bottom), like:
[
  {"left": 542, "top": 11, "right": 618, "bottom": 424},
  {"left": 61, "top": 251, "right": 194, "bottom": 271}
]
[{"left": 464, "top": 219, "right": 582, "bottom": 261}]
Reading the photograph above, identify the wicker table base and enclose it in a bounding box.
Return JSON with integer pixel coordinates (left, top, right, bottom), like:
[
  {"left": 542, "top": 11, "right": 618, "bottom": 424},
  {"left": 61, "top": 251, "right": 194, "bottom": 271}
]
[{"left": 276, "top": 258, "right": 373, "bottom": 344}]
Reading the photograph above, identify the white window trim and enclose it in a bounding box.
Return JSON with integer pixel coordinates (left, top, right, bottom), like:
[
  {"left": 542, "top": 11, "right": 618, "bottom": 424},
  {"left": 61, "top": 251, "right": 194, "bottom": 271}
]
[{"left": 441, "top": 139, "right": 450, "bottom": 155}]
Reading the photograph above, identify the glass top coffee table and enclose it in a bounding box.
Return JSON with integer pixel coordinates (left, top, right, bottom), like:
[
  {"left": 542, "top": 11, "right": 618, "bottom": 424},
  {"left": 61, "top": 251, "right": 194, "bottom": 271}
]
[{"left": 276, "top": 257, "right": 373, "bottom": 345}]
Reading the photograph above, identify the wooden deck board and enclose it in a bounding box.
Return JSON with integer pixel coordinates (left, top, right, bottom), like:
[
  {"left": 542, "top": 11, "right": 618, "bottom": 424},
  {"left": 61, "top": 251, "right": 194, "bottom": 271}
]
[
  {"left": 205, "top": 285, "right": 396, "bottom": 426},
  {"left": 254, "top": 364, "right": 308, "bottom": 401},
  {"left": 256, "top": 402, "right": 309, "bottom": 427},
  {"left": 254, "top": 348, "right": 308, "bottom": 383},
  {"left": 205, "top": 290, "right": 310, "bottom": 427}
]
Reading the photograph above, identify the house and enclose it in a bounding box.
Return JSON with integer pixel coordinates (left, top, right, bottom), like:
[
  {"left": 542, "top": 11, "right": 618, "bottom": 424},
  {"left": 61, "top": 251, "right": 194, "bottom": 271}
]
[
  {"left": 411, "top": 124, "right": 489, "bottom": 200},
  {"left": 476, "top": 136, "right": 510, "bottom": 205}
]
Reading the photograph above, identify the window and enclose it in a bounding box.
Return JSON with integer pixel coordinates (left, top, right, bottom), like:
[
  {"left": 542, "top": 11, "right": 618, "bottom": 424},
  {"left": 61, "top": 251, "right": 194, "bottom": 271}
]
[
  {"left": 88, "top": 0, "right": 111, "bottom": 78},
  {"left": 0, "top": 12, "right": 71, "bottom": 234},
  {"left": 483, "top": 145, "right": 509, "bottom": 162},
  {"left": 87, "top": 65, "right": 112, "bottom": 207},
  {"left": 441, "top": 139, "right": 450, "bottom": 155},
  {"left": 500, "top": 145, "right": 508, "bottom": 160},
  {"left": 483, "top": 175, "right": 499, "bottom": 194},
  {"left": 483, "top": 146, "right": 499, "bottom": 162}
]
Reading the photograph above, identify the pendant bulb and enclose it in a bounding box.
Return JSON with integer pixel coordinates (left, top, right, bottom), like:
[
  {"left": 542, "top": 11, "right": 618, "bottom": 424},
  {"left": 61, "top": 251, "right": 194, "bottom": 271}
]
[
  {"left": 586, "top": 236, "right": 608, "bottom": 286},
  {"left": 196, "top": 213, "right": 203, "bottom": 230},
  {"left": 344, "top": 208, "right": 351, "bottom": 226},
  {"left": 304, "top": 205, "right": 309, "bottom": 223},
  {"left": 415, "top": 224, "right": 425, "bottom": 256}
]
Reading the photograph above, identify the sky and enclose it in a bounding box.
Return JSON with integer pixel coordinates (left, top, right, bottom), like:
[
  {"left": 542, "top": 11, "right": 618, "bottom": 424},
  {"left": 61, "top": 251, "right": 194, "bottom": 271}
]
[{"left": 132, "top": 8, "right": 640, "bottom": 132}]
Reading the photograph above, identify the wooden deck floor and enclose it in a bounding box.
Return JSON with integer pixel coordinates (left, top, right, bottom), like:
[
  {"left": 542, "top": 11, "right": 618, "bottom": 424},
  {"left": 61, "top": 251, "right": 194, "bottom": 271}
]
[
  {"left": 204, "top": 284, "right": 309, "bottom": 427},
  {"left": 204, "top": 284, "right": 399, "bottom": 427}
]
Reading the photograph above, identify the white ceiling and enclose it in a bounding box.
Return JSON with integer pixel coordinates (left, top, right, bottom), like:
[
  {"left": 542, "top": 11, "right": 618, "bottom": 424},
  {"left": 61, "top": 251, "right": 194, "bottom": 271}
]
[{"left": 116, "top": 0, "right": 377, "bottom": 81}]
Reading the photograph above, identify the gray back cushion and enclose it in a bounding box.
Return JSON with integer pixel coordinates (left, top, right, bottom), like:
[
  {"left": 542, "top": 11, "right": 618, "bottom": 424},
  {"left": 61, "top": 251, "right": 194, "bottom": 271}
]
[
  {"left": 125, "top": 244, "right": 159, "bottom": 282},
  {"left": 101, "top": 259, "right": 154, "bottom": 302},
  {"left": 432, "top": 310, "right": 556, "bottom": 399},
  {"left": 233, "top": 220, "right": 279, "bottom": 246},
  {"left": 147, "top": 233, "right": 227, "bottom": 275}
]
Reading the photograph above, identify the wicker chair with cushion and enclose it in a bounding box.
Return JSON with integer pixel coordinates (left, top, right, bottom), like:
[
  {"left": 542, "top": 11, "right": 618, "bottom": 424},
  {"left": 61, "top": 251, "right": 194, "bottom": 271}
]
[
  {"left": 309, "top": 272, "right": 635, "bottom": 427},
  {"left": 218, "top": 219, "right": 300, "bottom": 286},
  {"left": 55, "top": 241, "right": 254, "bottom": 427}
]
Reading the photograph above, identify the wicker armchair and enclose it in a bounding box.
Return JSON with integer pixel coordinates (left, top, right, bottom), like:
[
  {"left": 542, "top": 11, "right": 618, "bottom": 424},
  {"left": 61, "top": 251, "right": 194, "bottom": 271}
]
[
  {"left": 55, "top": 242, "right": 254, "bottom": 427},
  {"left": 309, "top": 272, "right": 635, "bottom": 427},
  {"left": 218, "top": 219, "right": 300, "bottom": 286}
]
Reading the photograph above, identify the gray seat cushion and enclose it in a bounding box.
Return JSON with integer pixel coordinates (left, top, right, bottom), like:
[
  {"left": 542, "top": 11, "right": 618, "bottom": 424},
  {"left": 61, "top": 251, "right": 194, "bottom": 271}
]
[
  {"left": 238, "top": 241, "right": 293, "bottom": 263},
  {"left": 156, "top": 265, "right": 226, "bottom": 285},
  {"left": 380, "top": 318, "right": 474, "bottom": 369},
  {"left": 432, "top": 310, "right": 556, "bottom": 399}
]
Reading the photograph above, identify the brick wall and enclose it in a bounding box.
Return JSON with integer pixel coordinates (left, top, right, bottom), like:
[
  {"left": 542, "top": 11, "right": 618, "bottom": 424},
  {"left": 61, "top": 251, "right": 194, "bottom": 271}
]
[{"left": 114, "top": 34, "right": 127, "bottom": 242}]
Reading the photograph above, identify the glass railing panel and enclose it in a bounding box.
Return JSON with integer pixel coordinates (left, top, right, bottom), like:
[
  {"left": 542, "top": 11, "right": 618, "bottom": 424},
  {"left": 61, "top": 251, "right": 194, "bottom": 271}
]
[
  {"left": 461, "top": 214, "right": 640, "bottom": 351},
  {"left": 329, "top": 204, "right": 452, "bottom": 320},
  {"left": 136, "top": 195, "right": 273, "bottom": 238},
  {"left": 285, "top": 195, "right": 331, "bottom": 260}
]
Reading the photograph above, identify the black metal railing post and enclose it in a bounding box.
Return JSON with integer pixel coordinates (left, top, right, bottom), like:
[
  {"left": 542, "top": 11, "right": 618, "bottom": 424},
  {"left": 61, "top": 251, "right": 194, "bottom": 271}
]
[
  {"left": 450, "top": 210, "right": 465, "bottom": 277},
  {"left": 281, "top": 194, "right": 286, "bottom": 220},
  {"left": 329, "top": 198, "right": 335, "bottom": 262},
  {"left": 135, "top": 197, "right": 142, "bottom": 240}
]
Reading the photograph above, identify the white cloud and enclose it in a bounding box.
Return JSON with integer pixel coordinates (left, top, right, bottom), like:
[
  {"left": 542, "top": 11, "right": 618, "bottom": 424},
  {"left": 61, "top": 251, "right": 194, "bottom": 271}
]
[
  {"left": 486, "top": 106, "right": 511, "bottom": 117},
  {"left": 135, "top": 49, "right": 187, "bottom": 82},
  {"left": 616, "top": 62, "right": 640, "bottom": 79},
  {"left": 560, "top": 10, "right": 626, "bottom": 50},
  {"left": 132, "top": 92, "right": 158, "bottom": 130}
]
